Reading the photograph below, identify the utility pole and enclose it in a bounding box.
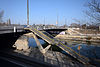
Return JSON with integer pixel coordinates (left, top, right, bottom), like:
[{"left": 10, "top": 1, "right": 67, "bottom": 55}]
[
  {"left": 65, "top": 18, "right": 67, "bottom": 26},
  {"left": 44, "top": 17, "right": 45, "bottom": 25},
  {"left": 27, "top": 0, "right": 29, "bottom": 26},
  {"left": 56, "top": 14, "right": 58, "bottom": 27},
  {"left": 44, "top": 17, "right": 45, "bottom": 29}
]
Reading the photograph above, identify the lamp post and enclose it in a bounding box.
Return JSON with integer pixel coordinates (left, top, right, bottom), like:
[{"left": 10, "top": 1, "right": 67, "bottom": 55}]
[
  {"left": 56, "top": 13, "right": 59, "bottom": 28},
  {"left": 43, "top": 16, "right": 45, "bottom": 29},
  {"left": 27, "top": 0, "right": 29, "bottom": 26}
]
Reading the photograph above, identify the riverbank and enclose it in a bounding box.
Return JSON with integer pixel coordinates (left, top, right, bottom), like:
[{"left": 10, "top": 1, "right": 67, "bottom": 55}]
[
  {"left": 55, "top": 35, "right": 100, "bottom": 43},
  {"left": 13, "top": 47, "right": 95, "bottom": 67},
  {"left": 12, "top": 33, "right": 98, "bottom": 67},
  {"left": 55, "top": 28, "right": 100, "bottom": 43}
]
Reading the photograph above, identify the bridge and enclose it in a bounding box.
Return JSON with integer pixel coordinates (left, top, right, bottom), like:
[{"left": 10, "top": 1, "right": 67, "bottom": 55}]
[
  {"left": 39, "top": 28, "right": 67, "bottom": 36},
  {"left": 0, "top": 25, "right": 90, "bottom": 65},
  {"left": 0, "top": 25, "right": 66, "bottom": 48},
  {"left": 25, "top": 27, "right": 90, "bottom": 64},
  {"left": 0, "top": 25, "right": 25, "bottom": 34},
  {"left": 0, "top": 25, "right": 29, "bottom": 49}
]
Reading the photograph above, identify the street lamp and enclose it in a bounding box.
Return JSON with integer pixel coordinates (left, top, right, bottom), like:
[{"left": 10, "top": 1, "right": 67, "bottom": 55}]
[{"left": 27, "top": 0, "right": 29, "bottom": 26}]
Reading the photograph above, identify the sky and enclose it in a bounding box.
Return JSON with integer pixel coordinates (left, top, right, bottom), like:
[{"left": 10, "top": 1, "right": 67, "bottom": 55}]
[{"left": 0, "top": 0, "right": 88, "bottom": 25}]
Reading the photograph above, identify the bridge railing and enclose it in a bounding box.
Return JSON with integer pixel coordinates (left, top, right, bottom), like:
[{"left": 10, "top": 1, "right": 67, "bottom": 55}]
[{"left": 0, "top": 25, "right": 25, "bottom": 34}]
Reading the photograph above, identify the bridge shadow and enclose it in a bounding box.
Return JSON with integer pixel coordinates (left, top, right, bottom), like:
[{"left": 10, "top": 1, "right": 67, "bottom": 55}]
[{"left": 0, "top": 31, "right": 30, "bottom": 50}]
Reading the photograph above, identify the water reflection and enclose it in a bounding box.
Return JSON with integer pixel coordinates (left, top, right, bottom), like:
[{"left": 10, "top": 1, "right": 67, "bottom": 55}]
[
  {"left": 28, "top": 37, "right": 100, "bottom": 59},
  {"left": 28, "top": 37, "right": 45, "bottom": 47},
  {"left": 72, "top": 44, "right": 100, "bottom": 59}
]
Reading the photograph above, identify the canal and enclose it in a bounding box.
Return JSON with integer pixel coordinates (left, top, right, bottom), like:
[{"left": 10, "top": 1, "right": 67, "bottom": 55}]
[{"left": 28, "top": 37, "right": 100, "bottom": 66}]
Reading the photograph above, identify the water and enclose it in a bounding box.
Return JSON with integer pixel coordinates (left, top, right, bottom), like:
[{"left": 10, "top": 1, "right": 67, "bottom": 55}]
[
  {"left": 28, "top": 37, "right": 45, "bottom": 47},
  {"left": 28, "top": 37, "right": 100, "bottom": 66},
  {"left": 28, "top": 37, "right": 100, "bottom": 59},
  {"left": 72, "top": 44, "right": 100, "bottom": 59}
]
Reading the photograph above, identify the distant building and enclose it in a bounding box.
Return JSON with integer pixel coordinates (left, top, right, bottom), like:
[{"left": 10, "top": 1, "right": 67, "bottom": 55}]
[{"left": 69, "top": 23, "right": 80, "bottom": 28}]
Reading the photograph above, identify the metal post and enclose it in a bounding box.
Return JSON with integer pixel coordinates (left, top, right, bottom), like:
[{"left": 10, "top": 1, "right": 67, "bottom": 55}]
[
  {"left": 44, "top": 17, "right": 45, "bottom": 29},
  {"left": 44, "top": 17, "right": 45, "bottom": 25},
  {"left": 65, "top": 18, "right": 67, "bottom": 28},
  {"left": 56, "top": 11, "right": 59, "bottom": 28},
  {"left": 27, "top": 0, "right": 29, "bottom": 26},
  {"left": 65, "top": 18, "right": 67, "bottom": 25}
]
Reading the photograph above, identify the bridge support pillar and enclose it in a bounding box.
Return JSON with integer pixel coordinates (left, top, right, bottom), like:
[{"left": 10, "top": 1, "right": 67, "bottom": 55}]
[{"left": 32, "top": 33, "right": 51, "bottom": 54}]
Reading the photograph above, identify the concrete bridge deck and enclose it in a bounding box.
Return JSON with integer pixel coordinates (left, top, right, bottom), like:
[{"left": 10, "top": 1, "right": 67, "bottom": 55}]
[
  {"left": 0, "top": 26, "right": 90, "bottom": 64},
  {"left": 0, "top": 25, "right": 25, "bottom": 34},
  {"left": 24, "top": 27, "right": 90, "bottom": 64},
  {"left": 0, "top": 25, "right": 30, "bottom": 49}
]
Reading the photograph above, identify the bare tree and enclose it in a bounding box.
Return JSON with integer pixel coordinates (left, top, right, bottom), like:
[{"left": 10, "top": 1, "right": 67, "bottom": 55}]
[
  {"left": 85, "top": 0, "right": 100, "bottom": 26},
  {"left": 0, "top": 10, "right": 4, "bottom": 22},
  {"left": 72, "top": 18, "right": 88, "bottom": 27}
]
